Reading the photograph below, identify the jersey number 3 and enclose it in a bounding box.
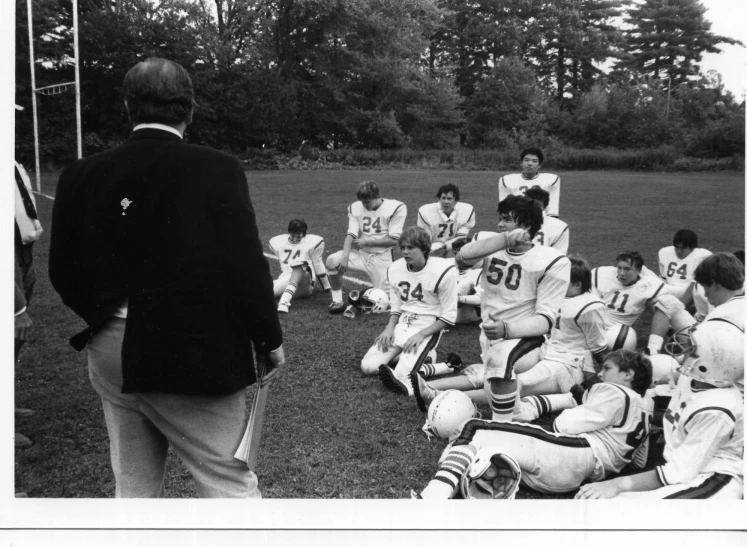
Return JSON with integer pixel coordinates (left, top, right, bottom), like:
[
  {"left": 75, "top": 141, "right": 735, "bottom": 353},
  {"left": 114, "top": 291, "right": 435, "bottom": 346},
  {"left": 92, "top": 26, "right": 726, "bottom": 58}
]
[{"left": 486, "top": 258, "right": 522, "bottom": 290}]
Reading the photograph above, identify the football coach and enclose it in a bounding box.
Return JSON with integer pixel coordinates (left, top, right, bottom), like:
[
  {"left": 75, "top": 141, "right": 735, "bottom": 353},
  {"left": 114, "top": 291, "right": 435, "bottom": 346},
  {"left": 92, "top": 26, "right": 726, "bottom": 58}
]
[{"left": 49, "top": 58, "right": 284, "bottom": 498}]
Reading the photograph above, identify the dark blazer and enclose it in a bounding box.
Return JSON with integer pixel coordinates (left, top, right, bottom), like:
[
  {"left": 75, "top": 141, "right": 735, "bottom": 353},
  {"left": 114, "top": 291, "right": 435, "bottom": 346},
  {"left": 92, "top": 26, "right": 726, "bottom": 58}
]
[{"left": 49, "top": 128, "right": 283, "bottom": 396}]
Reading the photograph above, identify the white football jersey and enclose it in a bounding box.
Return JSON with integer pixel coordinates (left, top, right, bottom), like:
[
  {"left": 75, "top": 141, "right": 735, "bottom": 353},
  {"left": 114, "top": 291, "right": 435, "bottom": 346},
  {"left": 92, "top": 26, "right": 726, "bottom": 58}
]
[
  {"left": 592, "top": 266, "right": 665, "bottom": 327},
  {"left": 387, "top": 256, "right": 458, "bottom": 325},
  {"left": 533, "top": 214, "right": 569, "bottom": 255},
  {"left": 542, "top": 292, "right": 608, "bottom": 366},
  {"left": 498, "top": 172, "right": 561, "bottom": 216},
  {"left": 417, "top": 202, "right": 475, "bottom": 243},
  {"left": 657, "top": 376, "right": 744, "bottom": 486},
  {"left": 479, "top": 244, "right": 570, "bottom": 329},
  {"left": 347, "top": 198, "right": 407, "bottom": 255},
  {"left": 704, "top": 294, "right": 744, "bottom": 332},
  {"left": 658, "top": 246, "right": 712, "bottom": 287},
  {"left": 269, "top": 233, "right": 325, "bottom": 275},
  {"left": 555, "top": 383, "right": 653, "bottom": 478}
]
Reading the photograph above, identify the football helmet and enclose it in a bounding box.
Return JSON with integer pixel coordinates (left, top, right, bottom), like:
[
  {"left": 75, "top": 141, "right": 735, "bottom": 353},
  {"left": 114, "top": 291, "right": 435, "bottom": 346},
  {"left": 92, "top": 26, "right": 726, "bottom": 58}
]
[
  {"left": 649, "top": 354, "right": 680, "bottom": 385},
  {"left": 605, "top": 323, "right": 637, "bottom": 351},
  {"left": 424, "top": 390, "right": 479, "bottom": 441},
  {"left": 664, "top": 321, "right": 744, "bottom": 388},
  {"left": 459, "top": 448, "right": 521, "bottom": 500},
  {"left": 348, "top": 288, "right": 389, "bottom": 313}
]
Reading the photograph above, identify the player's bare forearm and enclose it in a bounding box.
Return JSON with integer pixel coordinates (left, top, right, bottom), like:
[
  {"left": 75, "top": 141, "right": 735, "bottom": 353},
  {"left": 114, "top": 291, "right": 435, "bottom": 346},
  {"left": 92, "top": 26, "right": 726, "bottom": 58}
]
[
  {"left": 355, "top": 237, "right": 398, "bottom": 251},
  {"left": 456, "top": 230, "right": 529, "bottom": 266},
  {"left": 575, "top": 470, "right": 662, "bottom": 499}
]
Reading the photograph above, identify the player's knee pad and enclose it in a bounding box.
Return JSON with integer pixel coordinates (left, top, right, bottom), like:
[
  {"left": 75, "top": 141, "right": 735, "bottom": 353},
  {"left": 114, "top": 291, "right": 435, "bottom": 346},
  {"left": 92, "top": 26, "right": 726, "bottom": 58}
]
[
  {"left": 606, "top": 324, "right": 637, "bottom": 351},
  {"left": 653, "top": 294, "right": 685, "bottom": 319},
  {"left": 361, "top": 354, "right": 385, "bottom": 375},
  {"left": 325, "top": 252, "right": 341, "bottom": 273}
]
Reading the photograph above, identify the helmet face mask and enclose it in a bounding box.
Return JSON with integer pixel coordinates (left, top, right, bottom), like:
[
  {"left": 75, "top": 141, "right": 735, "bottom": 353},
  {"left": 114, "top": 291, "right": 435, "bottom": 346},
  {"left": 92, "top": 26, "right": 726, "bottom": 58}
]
[
  {"left": 664, "top": 322, "right": 744, "bottom": 388},
  {"left": 349, "top": 288, "right": 389, "bottom": 313},
  {"left": 459, "top": 449, "right": 521, "bottom": 500}
]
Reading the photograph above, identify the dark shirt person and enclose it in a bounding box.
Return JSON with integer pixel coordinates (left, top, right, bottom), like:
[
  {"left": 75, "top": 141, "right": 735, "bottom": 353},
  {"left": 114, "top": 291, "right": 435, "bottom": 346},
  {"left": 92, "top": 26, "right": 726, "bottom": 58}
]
[{"left": 49, "top": 58, "right": 284, "bottom": 498}]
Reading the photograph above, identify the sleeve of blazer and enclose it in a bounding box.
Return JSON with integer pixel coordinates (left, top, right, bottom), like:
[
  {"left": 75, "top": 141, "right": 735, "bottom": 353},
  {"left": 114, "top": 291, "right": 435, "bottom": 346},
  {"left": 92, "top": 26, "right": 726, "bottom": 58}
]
[{"left": 211, "top": 158, "right": 283, "bottom": 352}]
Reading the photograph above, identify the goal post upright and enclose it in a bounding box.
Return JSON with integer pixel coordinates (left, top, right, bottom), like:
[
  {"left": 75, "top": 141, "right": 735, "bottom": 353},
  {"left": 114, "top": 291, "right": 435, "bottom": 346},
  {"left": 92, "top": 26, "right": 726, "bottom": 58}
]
[
  {"left": 72, "top": 0, "right": 82, "bottom": 159},
  {"left": 26, "top": 0, "right": 41, "bottom": 193}
]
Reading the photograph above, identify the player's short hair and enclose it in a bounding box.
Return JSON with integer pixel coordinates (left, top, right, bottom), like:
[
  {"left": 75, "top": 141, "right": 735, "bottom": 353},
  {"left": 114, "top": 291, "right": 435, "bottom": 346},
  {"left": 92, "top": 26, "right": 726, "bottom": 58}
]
[
  {"left": 436, "top": 183, "right": 460, "bottom": 201},
  {"left": 520, "top": 147, "right": 544, "bottom": 164},
  {"left": 287, "top": 218, "right": 308, "bottom": 236},
  {"left": 356, "top": 181, "right": 380, "bottom": 201},
  {"left": 605, "top": 350, "right": 652, "bottom": 396},
  {"left": 616, "top": 251, "right": 644, "bottom": 271},
  {"left": 569, "top": 255, "right": 592, "bottom": 293},
  {"left": 123, "top": 58, "right": 195, "bottom": 125},
  {"left": 399, "top": 226, "right": 432, "bottom": 259},
  {"left": 496, "top": 195, "right": 543, "bottom": 239},
  {"left": 694, "top": 252, "right": 745, "bottom": 290},
  {"left": 672, "top": 229, "right": 698, "bottom": 249},
  {"left": 523, "top": 185, "right": 550, "bottom": 209},
  {"left": 732, "top": 250, "right": 745, "bottom": 265}
]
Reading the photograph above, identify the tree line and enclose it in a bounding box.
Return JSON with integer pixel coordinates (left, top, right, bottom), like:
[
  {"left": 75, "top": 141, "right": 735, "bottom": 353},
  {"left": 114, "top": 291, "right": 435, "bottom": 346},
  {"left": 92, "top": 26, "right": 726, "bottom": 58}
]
[{"left": 15, "top": 0, "right": 745, "bottom": 167}]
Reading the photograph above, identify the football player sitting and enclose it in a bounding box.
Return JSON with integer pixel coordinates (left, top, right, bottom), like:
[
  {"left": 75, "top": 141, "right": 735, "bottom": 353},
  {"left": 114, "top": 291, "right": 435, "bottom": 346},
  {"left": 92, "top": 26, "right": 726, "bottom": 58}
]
[
  {"left": 268, "top": 219, "right": 330, "bottom": 313},
  {"left": 359, "top": 226, "right": 458, "bottom": 396},
  {"left": 498, "top": 147, "right": 561, "bottom": 217},
  {"left": 657, "top": 229, "right": 711, "bottom": 300},
  {"left": 417, "top": 183, "right": 475, "bottom": 258},
  {"left": 417, "top": 350, "right": 653, "bottom": 499},
  {"left": 576, "top": 321, "right": 744, "bottom": 499},
  {"left": 523, "top": 185, "right": 569, "bottom": 255}
]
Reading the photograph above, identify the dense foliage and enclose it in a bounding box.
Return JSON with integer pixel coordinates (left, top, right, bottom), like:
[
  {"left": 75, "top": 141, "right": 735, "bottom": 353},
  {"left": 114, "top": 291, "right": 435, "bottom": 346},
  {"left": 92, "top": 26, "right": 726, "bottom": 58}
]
[{"left": 14, "top": 0, "right": 744, "bottom": 166}]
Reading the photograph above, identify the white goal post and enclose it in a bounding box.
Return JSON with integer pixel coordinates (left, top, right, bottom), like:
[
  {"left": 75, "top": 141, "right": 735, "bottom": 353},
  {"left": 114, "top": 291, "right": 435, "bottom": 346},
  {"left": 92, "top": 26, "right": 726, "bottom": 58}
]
[{"left": 26, "top": 0, "right": 82, "bottom": 193}]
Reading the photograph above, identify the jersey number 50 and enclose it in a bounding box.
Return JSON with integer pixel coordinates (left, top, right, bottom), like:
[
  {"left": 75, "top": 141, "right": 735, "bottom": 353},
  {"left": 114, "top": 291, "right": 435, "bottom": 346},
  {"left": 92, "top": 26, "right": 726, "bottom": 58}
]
[{"left": 486, "top": 258, "right": 522, "bottom": 290}]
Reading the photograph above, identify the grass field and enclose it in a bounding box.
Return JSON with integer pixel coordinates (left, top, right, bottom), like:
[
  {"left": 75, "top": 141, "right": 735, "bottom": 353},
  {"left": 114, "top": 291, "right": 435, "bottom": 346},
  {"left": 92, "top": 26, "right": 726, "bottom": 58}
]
[{"left": 14, "top": 169, "right": 745, "bottom": 499}]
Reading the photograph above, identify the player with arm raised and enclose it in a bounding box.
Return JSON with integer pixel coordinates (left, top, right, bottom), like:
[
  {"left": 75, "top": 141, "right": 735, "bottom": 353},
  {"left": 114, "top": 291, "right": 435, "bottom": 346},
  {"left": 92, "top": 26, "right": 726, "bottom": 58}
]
[
  {"left": 326, "top": 181, "right": 407, "bottom": 314},
  {"left": 411, "top": 196, "right": 570, "bottom": 420},
  {"left": 269, "top": 219, "right": 330, "bottom": 313},
  {"left": 523, "top": 185, "right": 568, "bottom": 255},
  {"left": 417, "top": 184, "right": 475, "bottom": 258},
  {"left": 417, "top": 350, "right": 653, "bottom": 499},
  {"left": 358, "top": 227, "right": 457, "bottom": 396},
  {"left": 498, "top": 147, "right": 561, "bottom": 217},
  {"left": 577, "top": 321, "right": 743, "bottom": 499}
]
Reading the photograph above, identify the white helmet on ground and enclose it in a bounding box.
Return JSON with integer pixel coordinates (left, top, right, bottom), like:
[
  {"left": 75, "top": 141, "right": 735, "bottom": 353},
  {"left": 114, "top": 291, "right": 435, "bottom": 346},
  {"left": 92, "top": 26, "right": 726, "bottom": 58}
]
[
  {"left": 649, "top": 354, "right": 680, "bottom": 385},
  {"left": 348, "top": 288, "right": 389, "bottom": 313},
  {"left": 424, "top": 390, "right": 479, "bottom": 441},
  {"left": 459, "top": 448, "right": 521, "bottom": 499},
  {"left": 664, "top": 321, "right": 744, "bottom": 388},
  {"left": 605, "top": 323, "right": 637, "bottom": 351}
]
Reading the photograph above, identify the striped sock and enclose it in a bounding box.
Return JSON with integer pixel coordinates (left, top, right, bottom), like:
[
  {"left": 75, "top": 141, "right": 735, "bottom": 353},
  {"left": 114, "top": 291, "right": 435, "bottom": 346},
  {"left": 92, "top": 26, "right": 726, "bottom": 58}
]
[
  {"left": 280, "top": 282, "right": 297, "bottom": 305},
  {"left": 421, "top": 444, "right": 477, "bottom": 499},
  {"left": 419, "top": 361, "right": 453, "bottom": 378},
  {"left": 489, "top": 379, "right": 517, "bottom": 422}
]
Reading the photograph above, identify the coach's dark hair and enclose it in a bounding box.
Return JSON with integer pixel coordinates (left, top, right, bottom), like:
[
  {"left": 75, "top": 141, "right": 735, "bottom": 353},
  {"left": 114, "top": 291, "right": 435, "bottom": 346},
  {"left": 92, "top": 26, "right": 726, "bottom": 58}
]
[
  {"left": 616, "top": 250, "right": 644, "bottom": 271},
  {"left": 436, "top": 183, "right": 460, "bottom": 202},
  {"left": 123, "top": 58, "right": 194, "bottom": 125},
  {"left": 520, "top": 147, "right": 544, "bottom": 164},
  {"left": 673, "top": 229, "right": 698, "bottom": 249},
  {"left": 605, "top": 350, "right": 652, "bottom": 396},
  {"left": 524, "top": 185, "right": 550, "bottom": 209},
  {"left": 357, "top": 181, "right": 380, "bottom": 201},
  {"left": 569, "top": 255, "right": 592, "bottom": 293},
  {"left": 497, "top": 195, "right": 543, "bottom": 239},
  {"left": 287, "top": 218, "right": 308, "bottom": 236},
  {"left": 694, "top": 252, "right": 745, "bottom": 290},
  {"left": 399, "top": 226, "right": 432, "bottom": 260}
]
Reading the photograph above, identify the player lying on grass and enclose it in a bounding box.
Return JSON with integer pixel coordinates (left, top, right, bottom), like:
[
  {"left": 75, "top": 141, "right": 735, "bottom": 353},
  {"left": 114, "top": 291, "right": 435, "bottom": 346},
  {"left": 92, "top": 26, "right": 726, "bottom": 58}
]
[
  {"left": 413, "top": 255, "right": 607, "bottom": 415},
  {"left": 498, "top": 147, "right": 561, "bottom": 217},
  {"left": 269, "top": 219, "right": 330, "bottom": 313},
  {"left": 413, "top": 196, "right": 570, "bottom": 420},
  {"left": 417, "top": 349, "right": 653, "bottom": 499},
  {"left": 417, "top": 183, "right": 475, "bottom": 258},
  {"left": 326, "top": 181, "right": 407, "bottom": 314},
  {"left": 357, "top": 226, "right": 457, "bottom": 392},
  {"left": 576, "top": 320, "right": 744, "bottom": 499},
  {"left": 523, "top": 186, "right": 568, "bottom": 255}
]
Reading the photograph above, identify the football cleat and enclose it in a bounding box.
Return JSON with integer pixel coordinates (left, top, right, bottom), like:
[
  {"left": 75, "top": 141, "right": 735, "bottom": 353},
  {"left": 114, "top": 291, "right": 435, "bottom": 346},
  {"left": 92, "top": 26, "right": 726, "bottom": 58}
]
[
  {"left": 412, "top": 372, "right": 441, "bottom": 412},
  {"left": 277, "top": 301, "right": 290, "bottom": 313},
  {"left": 379, "top": 365, "right": 412, "bottom": 395},
  {"left": 328, "top": 301, "right": 346, "bottom": 314}
]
